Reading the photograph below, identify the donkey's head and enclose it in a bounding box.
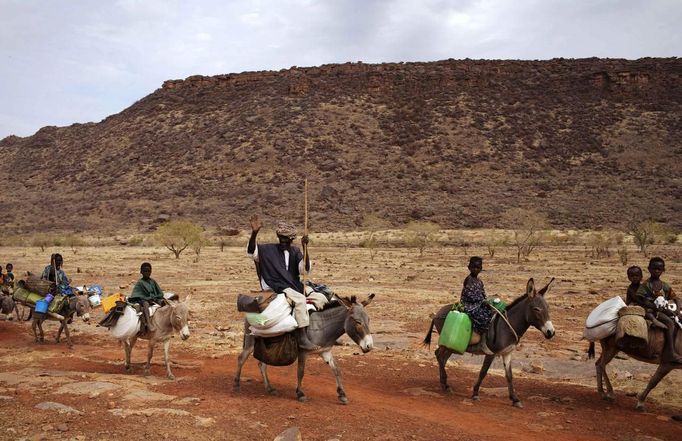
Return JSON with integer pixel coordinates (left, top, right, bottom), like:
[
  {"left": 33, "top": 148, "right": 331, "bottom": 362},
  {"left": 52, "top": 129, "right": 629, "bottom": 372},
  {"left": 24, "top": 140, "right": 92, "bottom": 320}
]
[
  {"left": 71, "top": 294, "right": 91, "bottom": 322},
  {"left": 524, "top": 278, "right": 554, "bottom": 339},
  {"left": 169, "top": 297, "right": 191, "bottom": 340},
  {"left": 339, "top": 294, "right": 375, "bottom": 353}
]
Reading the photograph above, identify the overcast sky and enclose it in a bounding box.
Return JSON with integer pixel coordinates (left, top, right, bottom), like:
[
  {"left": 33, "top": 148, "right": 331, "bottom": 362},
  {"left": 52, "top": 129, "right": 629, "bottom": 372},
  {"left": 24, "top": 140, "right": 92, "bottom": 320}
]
[{"left": 1, "top": 0, "right": 680, "bottom": 138}]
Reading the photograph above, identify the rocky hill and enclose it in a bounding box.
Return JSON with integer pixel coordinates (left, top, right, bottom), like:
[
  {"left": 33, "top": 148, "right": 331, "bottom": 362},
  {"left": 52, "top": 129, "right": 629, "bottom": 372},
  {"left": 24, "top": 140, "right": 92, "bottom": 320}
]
[{"left": 1, "top": 58, "right": 681, "bottom": 235}]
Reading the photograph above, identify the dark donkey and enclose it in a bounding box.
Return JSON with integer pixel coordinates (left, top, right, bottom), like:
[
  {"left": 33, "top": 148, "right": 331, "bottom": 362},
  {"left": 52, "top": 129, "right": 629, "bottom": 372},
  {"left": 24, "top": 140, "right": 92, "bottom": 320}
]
[
  {"left": 423, "top": 278, "right": 555, "bottom": 408},
  {"left": 588, "top": 303, "right": 682, "bottom": 411},
  {"left": 32, "top": 294, "right": 91, "bottom": 348},
  {"left": 234, "top": 294, "right": 374, "bottom": 404}
]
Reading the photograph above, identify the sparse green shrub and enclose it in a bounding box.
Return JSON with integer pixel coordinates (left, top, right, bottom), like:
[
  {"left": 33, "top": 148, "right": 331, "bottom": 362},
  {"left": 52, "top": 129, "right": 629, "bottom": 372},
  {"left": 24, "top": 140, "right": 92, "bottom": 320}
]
[
  {"left": 361, "top": 214, "right": 390, "bottom": 261},
  {"left": 128, "top": 236, "right": 145, "bottom": 246},
  {"left": 617, "top": 246, "right": 629, "bottom": 265},
  {"left": 31, "top": 234, "right": 51, "bottom": 252},
  {"left": 64, "top": 235, "right": 86, "bottom": 254},
  {"left": 629, "top": 221, "right": 676, "bottom": 254},
  {"left": 502, "top": 208, "right": 548, "bottom": 263},
  {"left": 155, "top": 219, "right": 205, "bottom": 259},
  {"left": 404, "top": 221, "right": 441, "bottom": 256}
]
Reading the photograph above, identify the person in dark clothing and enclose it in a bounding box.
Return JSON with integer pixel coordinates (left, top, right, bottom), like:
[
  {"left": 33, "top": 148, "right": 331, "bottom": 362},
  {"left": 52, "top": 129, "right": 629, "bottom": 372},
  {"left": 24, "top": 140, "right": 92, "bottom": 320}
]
[
  {"left": 460, "top": 256, "right": 495, "bottom": 335},
  {"left": 247, "top": 214, "right": 318, "bottom": 350},
  {"left": 128, "top": 262, "right": 165, "bottom": 333},
  {"left": 633, "top": 257, "right": 682, "bottom": 364},
  {"left": 624, "top": 266, "right": 642, "bottom": 306},
  {"left": 625, "top": 265, "right": 666, "bottom": 329}
]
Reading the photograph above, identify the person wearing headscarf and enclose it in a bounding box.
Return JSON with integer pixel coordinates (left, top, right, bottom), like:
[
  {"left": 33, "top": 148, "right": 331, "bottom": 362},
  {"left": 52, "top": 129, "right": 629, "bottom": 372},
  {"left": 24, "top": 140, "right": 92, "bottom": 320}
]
[
  {"left": 246, "top": 214, "right": 318, "bottom": 350},
  {"left": 40, "top": 253, "right": 73, "bottom": 297}
]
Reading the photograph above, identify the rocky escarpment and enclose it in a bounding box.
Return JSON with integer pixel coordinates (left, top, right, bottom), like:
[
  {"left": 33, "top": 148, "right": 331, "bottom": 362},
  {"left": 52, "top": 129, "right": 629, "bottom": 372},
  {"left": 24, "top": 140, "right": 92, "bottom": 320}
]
[{"left": 1, "top": 58, "right": 681, "bottom": 234}]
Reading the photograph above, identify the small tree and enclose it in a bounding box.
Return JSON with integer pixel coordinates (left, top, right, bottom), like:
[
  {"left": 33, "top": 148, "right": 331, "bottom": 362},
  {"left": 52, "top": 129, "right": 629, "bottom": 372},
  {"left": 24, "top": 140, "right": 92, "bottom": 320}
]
[
  {"left": 191, "top": 236, "right": 209, "bottom": 262},
  {"left": 503, "top": 208, "right": 548, "bottom": 263},
  {"left": 31, "top": 234, "right": 51, "bottom": 252},
  {"left": 405, "top": 221, "right": 441, "bottom": 256},
  {"left": 629, "top": 220, "right": 656, "bottom": 254},
  {"left": 155, "top": 219, "right": 204, "bottom": 259},
  {"left": 361, "top": 214, "right": 390, "bottom": 261},
  {"left": 64, "top": 234, "right": 86, "bottom": 254}
]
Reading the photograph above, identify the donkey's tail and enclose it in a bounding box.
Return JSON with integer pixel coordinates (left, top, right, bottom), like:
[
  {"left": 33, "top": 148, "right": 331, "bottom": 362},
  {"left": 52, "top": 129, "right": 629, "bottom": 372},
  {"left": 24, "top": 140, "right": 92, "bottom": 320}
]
[
  {"left": 587, "top": 342, "right": 596, "bottom": 359},
  {"left": 422, "top": 319, "right": 436, "bottom": 348}
]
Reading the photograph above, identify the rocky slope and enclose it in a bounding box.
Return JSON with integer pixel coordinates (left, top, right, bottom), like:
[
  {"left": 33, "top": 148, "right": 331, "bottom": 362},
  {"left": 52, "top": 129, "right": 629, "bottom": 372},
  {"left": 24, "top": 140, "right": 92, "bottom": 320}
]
[{"left": 1, "top": 58, "right": 681, "bottom": 234}]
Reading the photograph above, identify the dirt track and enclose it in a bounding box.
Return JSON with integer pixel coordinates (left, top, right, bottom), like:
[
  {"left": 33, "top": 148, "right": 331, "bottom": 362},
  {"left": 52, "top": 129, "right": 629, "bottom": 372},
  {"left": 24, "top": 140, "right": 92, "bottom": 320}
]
[{"left": 1, "top": 244, "right": 681, "bottom": 440}]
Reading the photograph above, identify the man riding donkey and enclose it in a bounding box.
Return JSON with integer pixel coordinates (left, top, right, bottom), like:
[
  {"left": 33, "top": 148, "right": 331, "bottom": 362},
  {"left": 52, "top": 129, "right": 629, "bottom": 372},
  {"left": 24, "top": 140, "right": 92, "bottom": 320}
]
[
  {"left": 247, "top": 214, "right": 320, "bottom": 351},
  {"left": 630, "top": 257, "right": 682, "bottom": 364},
  {"left": 127, "top": 262, "right": 167, "bottom": 334}
]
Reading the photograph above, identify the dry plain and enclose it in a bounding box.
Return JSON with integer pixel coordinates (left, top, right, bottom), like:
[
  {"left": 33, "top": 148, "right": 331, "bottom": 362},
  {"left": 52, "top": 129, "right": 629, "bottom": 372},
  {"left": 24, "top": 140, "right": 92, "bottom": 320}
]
[{"left": 1, "top": 236, "right": 681, "bottom": 440}]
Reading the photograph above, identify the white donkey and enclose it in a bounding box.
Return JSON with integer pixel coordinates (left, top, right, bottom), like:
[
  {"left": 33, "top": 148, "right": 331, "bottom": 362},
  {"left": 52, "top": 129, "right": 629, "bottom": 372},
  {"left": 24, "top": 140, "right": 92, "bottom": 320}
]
[{"left": 111, "top": 297, "right": 191, "bottom": 380}]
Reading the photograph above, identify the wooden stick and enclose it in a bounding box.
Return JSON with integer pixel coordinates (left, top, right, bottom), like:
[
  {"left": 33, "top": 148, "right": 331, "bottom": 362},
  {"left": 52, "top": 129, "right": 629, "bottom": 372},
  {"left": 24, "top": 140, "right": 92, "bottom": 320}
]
[{"left": 302, "top": 178, "right": 309, "bottom": 287}]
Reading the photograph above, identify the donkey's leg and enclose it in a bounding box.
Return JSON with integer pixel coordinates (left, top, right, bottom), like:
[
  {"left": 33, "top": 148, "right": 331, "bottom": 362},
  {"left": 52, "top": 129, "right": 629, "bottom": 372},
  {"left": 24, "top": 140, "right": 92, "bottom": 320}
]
[
  {"left": 32, "top": 319, "right": 39, "bottom": 343},
  {"left": 124, "top": 340, "right": 135, "bottom": 374},
  {"left": 55, "top": 322, "right": 64, "bottom": 343},
  {"left": 145, "top": 340, "right": 156, "bottom": 377},
  {"left": 258, "top": 362, "right": 277, "bottom": 395},
  {"left": 472, "top": 354, "right": 495, "bottom": 401},
  {"left": 234, "top": 336, "right": 254, "bottom": 392},
  {"left": 635, "top": 364, "right": 673, "bottom": 412},
  {"left": 321, "top": 350, "right": 348, "bottom": 404},
  {"left": 296, "top": 353, "right": 308, "bottom": 402},
  {"left": 62, "top": 321, "right": 74, "bottom": 349},
  {"left": 596, "top": 340, "right": 619, "bottom": 402},
  {"left": 163, "top": 339, "right": 175, "bottom": 380},
  {"left": 37, "top": 320, "right": 45, "bottom": 343},
  {"left": 501, "top": 353, "right": 522, "bottom": 408},
  {"left": 436, "top": 346, "right": 454, "bottom": 393}
]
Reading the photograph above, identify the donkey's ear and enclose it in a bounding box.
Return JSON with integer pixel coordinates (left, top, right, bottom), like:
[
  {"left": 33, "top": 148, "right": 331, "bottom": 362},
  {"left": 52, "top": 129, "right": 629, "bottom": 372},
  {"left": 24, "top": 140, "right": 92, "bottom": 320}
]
[
  {"left": 361, "top": 293, "right": 375, "bottom": 307},
  {"left": 339, "top": 297, "right": 353, "bottom": 309},
  {"left": 537, "top": 278, "right": 555, "bottom": 297},
  {"left": 526, "top": 278, "right": 536, "bottom": 298}
]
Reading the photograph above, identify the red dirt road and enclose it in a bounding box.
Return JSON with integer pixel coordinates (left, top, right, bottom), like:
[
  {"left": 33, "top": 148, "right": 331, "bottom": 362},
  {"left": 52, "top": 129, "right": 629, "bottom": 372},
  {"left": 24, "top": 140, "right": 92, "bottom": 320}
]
[{"left": 1, "top": 323, "right": 680, "bottom": 441}]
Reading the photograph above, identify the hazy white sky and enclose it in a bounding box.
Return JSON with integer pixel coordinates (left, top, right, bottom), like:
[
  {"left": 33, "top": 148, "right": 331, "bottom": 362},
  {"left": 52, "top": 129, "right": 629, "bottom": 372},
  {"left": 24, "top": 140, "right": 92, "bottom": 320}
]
[{"left": 1, "top": 0, "right": 680, "bottom": 138}]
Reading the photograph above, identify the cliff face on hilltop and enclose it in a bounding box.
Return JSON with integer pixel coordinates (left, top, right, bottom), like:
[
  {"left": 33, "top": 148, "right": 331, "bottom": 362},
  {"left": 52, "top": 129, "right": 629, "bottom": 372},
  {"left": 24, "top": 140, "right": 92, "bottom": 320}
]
[{"left": 1, "top": 58, "right": 681, "bottom": 234}]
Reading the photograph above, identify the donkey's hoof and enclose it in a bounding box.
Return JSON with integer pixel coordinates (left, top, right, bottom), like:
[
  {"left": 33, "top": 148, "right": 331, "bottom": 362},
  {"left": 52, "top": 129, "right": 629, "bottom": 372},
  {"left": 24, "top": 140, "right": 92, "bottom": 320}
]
[
  {"left": 125, "top": 367, "right": 134, "bottom": 374},
  {"left": 297, "top": 395, "right": 309, "bottom": 402},
  {"left": 167, "top": 374, "right": 176, "bottom": 380},
  {"left": 338, "top": 396, "right": 348, "bottom": 405},
  {"left": 635, "top": 402, "right": 646, "bottom": 412},
  {"left": 442, "top": 385, "right": 453, "bottom": 394},
  {"left": 233, "top": 385, "right": 241, "bottom": 393},
  {"left": 602, "top": 395, "right": 615, "bottom": 403},
  {"left": 472, "top": 395, "right": 480, "bottom": 401},
  {"left": 267, "top": 389, "right": 279, "bottom": 396},
  {"left": 513, "top": 401, "right": 524, "bottom": 409}
]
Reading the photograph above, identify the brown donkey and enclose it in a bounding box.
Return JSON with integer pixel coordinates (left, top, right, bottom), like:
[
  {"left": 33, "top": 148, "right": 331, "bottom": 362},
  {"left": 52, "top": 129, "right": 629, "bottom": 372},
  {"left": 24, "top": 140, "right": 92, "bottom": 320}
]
[
  {"left": 588, "top": 311, "right": 682, "bottom": 411},
  {"left": 32, "top": 294, "right": 91, "bottom": 348}
]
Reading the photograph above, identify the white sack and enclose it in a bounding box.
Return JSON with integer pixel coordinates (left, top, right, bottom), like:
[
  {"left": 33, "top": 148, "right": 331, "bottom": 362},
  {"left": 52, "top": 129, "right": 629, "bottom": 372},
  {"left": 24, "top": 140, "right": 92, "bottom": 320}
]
[
  {"left": 583, "top": 296, "right": 626, "bottom": 341},
  {"left": 249, "top": 314, "right": 298, "bottom": 337},
  {"left": 245, "top": 294, "right": 292, "bottom": 329},
  {"left": 109, "top": 305, "right": 141, "bottom": 341}
]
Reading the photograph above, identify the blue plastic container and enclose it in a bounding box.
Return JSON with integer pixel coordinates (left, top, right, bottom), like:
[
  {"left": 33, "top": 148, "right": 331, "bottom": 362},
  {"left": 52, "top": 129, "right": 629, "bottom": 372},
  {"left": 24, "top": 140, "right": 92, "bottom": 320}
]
[{"left": 35, "top": 299, "right": 49, "bottom": 314}]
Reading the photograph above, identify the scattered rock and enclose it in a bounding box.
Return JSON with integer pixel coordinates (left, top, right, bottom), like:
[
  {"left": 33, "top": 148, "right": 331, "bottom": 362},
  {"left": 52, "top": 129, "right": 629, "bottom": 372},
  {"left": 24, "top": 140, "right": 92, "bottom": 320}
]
[
  {"left": 274, "top": 427, "right": 302, "bottom": 441},
  {"left": 122, "top": 389, "right": 176, "bottom": 402},
  {"left": 35, "top": 402, "right": 83, "bottom": 415},
  {"left": 194, "top": 416, "right": 215, "bottom": 427},
  {"left": 173, "top": 397, "right": 201, "bottom": 405},
  {"left": 56, "top": 423, "right": 68, "bottom": 432},
  {"left": 55, "top": 381, "right": 119, "bottom": 398},
  {"left": 109, "top": 408, "right": 191, "bottom": 418}
]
